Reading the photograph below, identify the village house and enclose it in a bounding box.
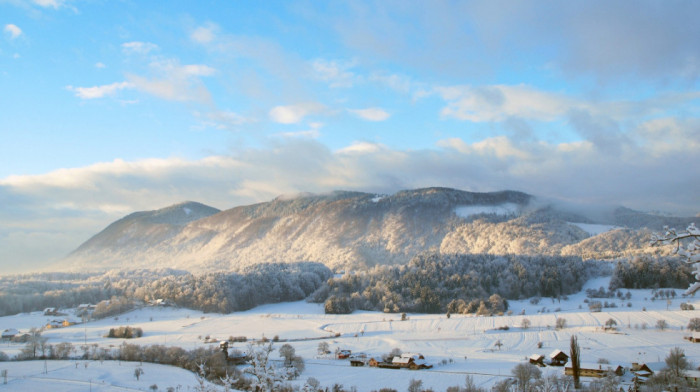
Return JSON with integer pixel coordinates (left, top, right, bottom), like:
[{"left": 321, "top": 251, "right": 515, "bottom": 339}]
[
  {"left": 219, "top": 341, "right": 248, "bottom": 364},
  {"left": 684, "top": 370, "right": 700, "bottom": 386},
  {"left": 43, "top": 307, "right": 58, "bottom": 316},
  {"left": 391, "top": 353, "right": 432, "bottom": 370},
  {"left": 565, "top": 362, "right": 624, "bottom": 378},
  {"left": 45, "top": 320, "right": 64, "bottom": 329},
  {"left": 629, "top": 362, "right": 654, "bottom": 385},
  {"left": 336, "top": 349, "right": 352, "bottom": 359},
  {"left": 549, "top": 350, "right": 569, "bottom": 366},
  {"left": 529, "top": 354, "right": 546, "bottom": 367},
  {"left": 689, "top": 331, "right": 700, "bottom": 343},
  {"left": 1, "top": 328, "right": 19, "bottom": 340}
]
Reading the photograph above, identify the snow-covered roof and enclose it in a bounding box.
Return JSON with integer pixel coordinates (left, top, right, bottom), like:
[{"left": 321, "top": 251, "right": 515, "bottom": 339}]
[
  {"left": 401, "top": 352, "right": 423, "bottom": 359},
  {"left": 685, "top": 370, "right": 700, "bottom": 379},
  {"left": 1, "top": 328, "right": 19, "bottom": 337},
  {"left": 392, "top": 357, "right": 411, "bottom": 364},
  {"left": 529, "top": 354, "right": 544, "bottom": 361},
  {"left": 549, "top": 349, "right": 567, "bottom": 359}
]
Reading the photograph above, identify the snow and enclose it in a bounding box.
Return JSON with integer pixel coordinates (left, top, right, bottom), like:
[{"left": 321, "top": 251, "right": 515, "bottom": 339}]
[
  {"left": 0, "top": 360, "right": 222, "bottom": 391},
  {"left": 183, "top": 207, "right": 192, "bottom": 215},
  {"left": 371, "top": 195, "right": 387, "bottom": 203},
  {"left": 455, "top": 203, "right": 519, "bottom": 218},
  {"left": 0, "top": 277, "right": 698, "bottom": 391},
  {"left": 568, "top": 222, "right": 620, "bottom": 236}
]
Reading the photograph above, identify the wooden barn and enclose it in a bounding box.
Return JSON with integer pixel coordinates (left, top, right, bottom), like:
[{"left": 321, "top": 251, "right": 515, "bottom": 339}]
[
  {"left": 549, "top": 350, "right": 569, "bottom": 366},
  {"left": 529, "top": 354, "right": 546, "bottom": 367}
]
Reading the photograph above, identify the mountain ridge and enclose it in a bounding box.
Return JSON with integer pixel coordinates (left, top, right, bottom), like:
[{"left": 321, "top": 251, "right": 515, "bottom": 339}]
[{"left": 57, "top": 188, "right": 694, "bottom": 273}]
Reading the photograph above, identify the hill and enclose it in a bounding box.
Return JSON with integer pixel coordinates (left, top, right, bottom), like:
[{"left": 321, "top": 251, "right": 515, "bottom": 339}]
[{"left": 57, "top": 188, "right": 695, "bottom": 272}]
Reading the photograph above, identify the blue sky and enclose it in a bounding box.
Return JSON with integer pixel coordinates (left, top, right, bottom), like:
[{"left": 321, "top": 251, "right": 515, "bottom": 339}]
[{"left": 1, "top": 0, "right": 699, "bottom": 271}]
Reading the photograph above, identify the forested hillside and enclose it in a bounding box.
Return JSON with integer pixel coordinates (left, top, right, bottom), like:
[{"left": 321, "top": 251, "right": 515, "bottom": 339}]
[{"left": 57, "top": 188, "right": 692, "bottom": 273}]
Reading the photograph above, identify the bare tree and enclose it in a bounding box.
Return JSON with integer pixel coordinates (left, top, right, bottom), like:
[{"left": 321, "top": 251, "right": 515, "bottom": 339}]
[
  {"left": 570, "top": 335, "right": 581, "bottom": 389},
  {"left": 651, "top": 223, "right": 700, "bottom": 294},
  {"left": 521, "top": 318, "right": 531, "bottom": 330},
  {"left": 656, "top": 319, "right": 669, "bottom": 331},
  {"left": 511, "top": 363, "right": 541, "bottom": 392},
  {"left": 664, "top": 347, "right": 690, "bottom": 379},
  {"left": 134, "top": 367, "right": 144, "bottom": 381}
]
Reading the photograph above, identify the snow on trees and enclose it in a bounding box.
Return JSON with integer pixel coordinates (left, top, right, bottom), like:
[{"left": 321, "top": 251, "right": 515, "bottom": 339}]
[{"left": 651, "top": 223, "right": 700, "bottom": 294}]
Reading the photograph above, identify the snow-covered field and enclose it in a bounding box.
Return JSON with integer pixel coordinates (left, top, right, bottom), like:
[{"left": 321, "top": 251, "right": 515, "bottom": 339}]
[{"left": 0, "top": 276, "right": 698, "bottom": 391}]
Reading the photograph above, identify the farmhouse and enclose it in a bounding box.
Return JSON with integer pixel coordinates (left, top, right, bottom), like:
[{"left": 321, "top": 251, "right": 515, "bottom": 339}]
[
  {"left": 684, "top": 370, "right": 700, "bottom": 386},
  {"left": 392, "top": 353, "right": 432, "bottom": 370},
  {"left": 689, "top": 331, "right": 700, "bottom": 343},
  {"left": 529, "top": 354, "right": 545, "bottom": 367},
  {"left": 336, "top": 349, "right": 352, "bottom": 359},
  {"left": 565, "top": 362, "right": 624, "bottom": 378},
  {"left": 549, "top": 350, "right": 569, "bottom": 366},
  {"left": 43, "top": 307, "right": 58, "bottom": 316},
  {"left": 630, "top": 363, "right": 654, "bottom": 384},
  {"left": 45, "top": 320, "right": 63, "bottom": 329},
  {"left": 1, "top": 328, "right": 19, "bottom": 340}
]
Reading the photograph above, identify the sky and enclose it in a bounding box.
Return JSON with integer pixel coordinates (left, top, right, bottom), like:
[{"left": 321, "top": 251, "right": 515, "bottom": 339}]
[{"left": 1, "top": 0, "right": 699, "bottom": 272}]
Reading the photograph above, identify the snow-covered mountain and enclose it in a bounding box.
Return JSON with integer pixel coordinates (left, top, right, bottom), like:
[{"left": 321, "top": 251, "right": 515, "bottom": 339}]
[{"left": 57, "top": 188, "right": 694, "bottom": 272}]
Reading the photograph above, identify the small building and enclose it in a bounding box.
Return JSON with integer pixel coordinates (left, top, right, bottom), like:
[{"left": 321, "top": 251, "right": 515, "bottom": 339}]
[
  {"left": 549, "top": 350, "right": 569, "bottom": 366},
  {"left": 689, "top": 331, "right": 700, "bottom": 343},
  {"left": 368, "top": 358, "right": 380, "bottom": 367},
  {"left": 392, "top": 354, "right": 432, "bottom": 370},
  {"left": 62, "top": 319, "right": 78, "bottom": 327},
  {"left": 684, "top": 370, "right": 700, "bottom": 386},
  {"left": 43, "top": 307, "right": 58, "bottom": 316},
  {"left": 350, "top": 360, "right": 364, "bottom": 367},
  {"left": 630, "top": 363, "right": 654, "bottom": 384},
  {"left": 565, "top": 363, "right": 624, "bottom": 378},
  {"left": 337, "top": 349, "right": 352, "bottom": 359},
  {"left": 529, "top": 354, "right": 546, "bottom": 367},
  {"left": 45, "top": 320, "right": 63, "bottom": 329},
  {"left": 1, "top": 328, "right": 19, "bottom": 340}
]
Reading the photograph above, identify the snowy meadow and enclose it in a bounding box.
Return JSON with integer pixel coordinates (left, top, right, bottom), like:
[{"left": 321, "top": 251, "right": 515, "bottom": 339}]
[{"left": 0, "top": 276, "right": 698, "bottom": 391}]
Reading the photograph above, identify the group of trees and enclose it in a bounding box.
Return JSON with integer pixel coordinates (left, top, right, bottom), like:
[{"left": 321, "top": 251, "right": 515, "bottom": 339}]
[
  {"left": 608, "top": 255, "right": 693, "bottom": 290},
  {"left": 106, "top": 326, "right": 143, "bottom": 339},
  {"left": 0, "top": 262, "right": 332, "bottom": 316},
  {"left": 315, "top": 253, "right": 602, "bottom": 314}
]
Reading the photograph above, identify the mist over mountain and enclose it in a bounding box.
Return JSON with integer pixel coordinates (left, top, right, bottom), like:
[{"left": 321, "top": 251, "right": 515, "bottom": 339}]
[{"left": 57, "top": 188, "right": 694, "bottom": 273}]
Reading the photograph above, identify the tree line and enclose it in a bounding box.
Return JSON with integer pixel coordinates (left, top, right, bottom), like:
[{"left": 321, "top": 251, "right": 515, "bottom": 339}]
[
  {"left": 0, "top": 262, "right": 331, "bottom": 316},
  {"left": 312, "top": 253, "right": 605, "bottom": 314}
]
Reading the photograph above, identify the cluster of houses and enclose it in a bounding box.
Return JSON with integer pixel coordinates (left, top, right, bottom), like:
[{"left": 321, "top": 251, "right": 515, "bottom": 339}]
[
  {"left": 338, "top": 349, "right": 433, "bottom": 370},
  {"left": 528, "top": 349, "right": 700, "bottom": 387}
]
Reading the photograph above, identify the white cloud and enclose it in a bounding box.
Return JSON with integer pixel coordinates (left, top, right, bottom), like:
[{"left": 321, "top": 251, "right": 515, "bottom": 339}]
[
  {"left": 121, "top": 41, "right": 158, "bottom": 55},
  {"left": 4, "top": 24, "right": 22, "bottom": 39},
  {"left": 278, "top": 122, "right": 323, "bottom": 139},
  {"left": 195, "top": 110, "right": 250, "bottom": 130},
  {"left": 32, "top": 0, "right": 65, "bottom": 8},
  {"left": 181, "top": 64, "right": 216, "bottom": 76},
  {"left": 95, "top": 62, "right": 106, "bottom": 69},
  {"left": 336, "top": 141, "right": 384, "bottom": 155},
  {"left": 436, "top": 84, "right": 574, "bottom": 122},
  {"left": 269, "top": 102, "right": 325, "bottom": 124},
  {"left": 66, "top": 81, "right": 133, "bottom": 99},
  {"left": 125, "top": 60, "right": 216, "bottom": 102},
  {"left": 311, "top": 59, "right": 357, "bottom": 88},
  {"left": 348, "top": 107, "right": 391, "bottom": 121},
  {"left": 191, "top": 23, "right": 218, "bottom": 44}
]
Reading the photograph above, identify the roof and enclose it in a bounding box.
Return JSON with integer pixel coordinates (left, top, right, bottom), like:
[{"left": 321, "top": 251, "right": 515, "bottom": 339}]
[
  {"left": 530, "top": 354, "right": 544, "bottom": 361},
  {"left": 568, "top": 362, "right": 622, "bottom": 371},
  {"left": 392, "top": 357, "right": 412, "bottom": 364},
  {"left": 685, "top": 370, "right": 700, "bottom": 379},
  {"left": 1, "top": 328, "right": 19, "bottom": 337},
  {"left": 549, "top": 350, "right": 568, "bottom": 359}
]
